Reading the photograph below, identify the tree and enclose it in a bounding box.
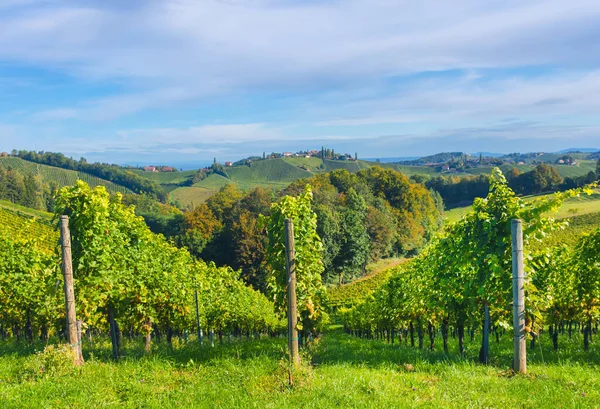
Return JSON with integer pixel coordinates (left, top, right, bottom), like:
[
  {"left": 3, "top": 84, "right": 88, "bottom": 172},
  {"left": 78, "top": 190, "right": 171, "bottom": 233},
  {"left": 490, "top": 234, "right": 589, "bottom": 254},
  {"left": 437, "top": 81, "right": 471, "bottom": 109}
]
[
  {"left": 596, "top": 159, "right": 600, "bottom": 180},
  {"left": 334, "top": 188, "right": 370, "bottom": 283},
  {"left": 4, "top": 168, "right": 25, "bottom": 204},
  {"left": 530, "top": 164, "right": 563, "bottom": 193},
  {"left": 180, "top": 203, "right": 222, "bottom": 257},
  {"left": 364, "top": 201, "right": 395, "bottom": 262},
  {"left": 21, "top": 174, "right": 39, "bottom": 209}
]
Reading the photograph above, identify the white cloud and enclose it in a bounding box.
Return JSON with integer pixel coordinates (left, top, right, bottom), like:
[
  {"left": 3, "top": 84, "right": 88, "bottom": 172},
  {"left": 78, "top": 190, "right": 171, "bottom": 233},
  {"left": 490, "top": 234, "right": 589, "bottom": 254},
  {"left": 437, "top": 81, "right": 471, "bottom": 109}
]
[
  {"left": 32, "top": 108, "right": 78, "bottom": 121},
  {"left": 2, "top": 0, "right": 600, "bottom": 120},
  {"left": 116, "top": 123, "right": 281, "bottom": 145}
]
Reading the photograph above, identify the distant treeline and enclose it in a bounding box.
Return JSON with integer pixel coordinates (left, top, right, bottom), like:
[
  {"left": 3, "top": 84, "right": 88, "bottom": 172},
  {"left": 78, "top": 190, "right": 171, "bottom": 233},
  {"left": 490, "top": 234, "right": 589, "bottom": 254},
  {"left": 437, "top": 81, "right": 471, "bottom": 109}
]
[
  {"left": 146, "top": 166, "right": 442, "bottom": 290},
  {"left": 0, "top": 167, "right": 56, "bottom": 210},
  {"left": 423, "top": 163, "right": 599, "bottom": 206},
  {"left": 13, "top": 151, "right": 167, "bottom": 201}
]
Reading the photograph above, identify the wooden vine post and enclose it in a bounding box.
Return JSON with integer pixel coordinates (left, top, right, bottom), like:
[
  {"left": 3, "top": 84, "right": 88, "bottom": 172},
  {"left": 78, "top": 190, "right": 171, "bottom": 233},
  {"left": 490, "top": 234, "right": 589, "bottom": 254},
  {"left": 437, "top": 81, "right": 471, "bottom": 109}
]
[
  {"left": 195, "top": 289, "right": 203, "bottom": 344},
  {"left": 284, "top": 218, "right": 300, "bottom": 367},
  {"left": 511, "top": 219, "right": 527, "bottom": 374},
  {"left": 60, "top": 215, "right": 84, "bottom": 366}
]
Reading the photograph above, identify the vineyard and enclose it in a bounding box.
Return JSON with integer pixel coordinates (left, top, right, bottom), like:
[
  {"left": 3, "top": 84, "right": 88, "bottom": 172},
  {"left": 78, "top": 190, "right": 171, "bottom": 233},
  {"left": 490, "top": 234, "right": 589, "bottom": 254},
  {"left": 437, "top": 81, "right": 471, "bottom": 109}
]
[
  {"left": 341, "top": 170, "right": 599, "bottom": 362},
  {"left": 0, "top": 157, "right": 132, "bottom": 195},
  {"left": 0, "top": 202, "right": 57, "bottom": 253},
  {"left": 0, "top": 182, "right": 285, "bottom": 358},
  {"left": 1, "top": 171, "right": 600, "bottom": 407}
]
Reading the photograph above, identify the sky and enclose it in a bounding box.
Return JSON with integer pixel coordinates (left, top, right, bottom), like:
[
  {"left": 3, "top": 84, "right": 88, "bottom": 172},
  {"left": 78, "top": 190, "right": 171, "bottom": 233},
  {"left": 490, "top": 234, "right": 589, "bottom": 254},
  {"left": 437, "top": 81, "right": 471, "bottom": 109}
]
[{"left": 1, "top": 0, "right": 600, "bottom": 167}]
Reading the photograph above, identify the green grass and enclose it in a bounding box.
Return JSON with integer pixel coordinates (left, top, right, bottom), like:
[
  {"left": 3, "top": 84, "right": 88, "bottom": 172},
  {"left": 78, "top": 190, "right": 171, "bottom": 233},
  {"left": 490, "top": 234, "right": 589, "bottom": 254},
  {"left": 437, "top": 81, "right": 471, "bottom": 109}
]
[
  {"left": 195, "top": 174, "right": 232, "bottom": 190},
  {"left": 2, "top": 327, "right": 599, "bottom": 408},
  {"left": 170, "top": 186, "right": 220, "bottom": 208},
  {"left": 129, "top": 169, "right": 196, "bottom": 185},
  {"left": 444, "top": 191, "right": 600, "bottom": 224},
  {"left": 0, "top": 157, "right": 132, "bottom": 195},
  {"left": 226, "top": 159, "right": 312, "bottom": 187},
  {"left": 282, "top": 157, "right": 326, "bottom": 172}
]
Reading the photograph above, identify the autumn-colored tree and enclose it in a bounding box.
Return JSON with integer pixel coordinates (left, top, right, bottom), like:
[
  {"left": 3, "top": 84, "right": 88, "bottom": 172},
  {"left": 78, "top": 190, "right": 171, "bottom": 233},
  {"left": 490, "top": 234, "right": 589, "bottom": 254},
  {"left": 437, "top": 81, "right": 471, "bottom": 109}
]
[{"left": 181, "top": 203, "right": 222, "bottom": 257}]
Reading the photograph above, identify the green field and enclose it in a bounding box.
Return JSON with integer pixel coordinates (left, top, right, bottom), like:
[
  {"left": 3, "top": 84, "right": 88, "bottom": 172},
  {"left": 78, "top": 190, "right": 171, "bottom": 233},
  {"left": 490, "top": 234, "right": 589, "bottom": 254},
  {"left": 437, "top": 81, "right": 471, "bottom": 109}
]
[
  {"left": 165, "top": 160, "right": 313, "bottom": 207},
  {"left": 444, "top": 190, "right": 600, "bottom": 224},
  {"left": 1, "top": 327, "right": 599, "bottom": 408},
  {"left": 282, "top": 156, "right": 326, "bottom": 171},
  {"left": 0, "top": 157, "right": 132, "bottom": 195},
  {"left": 170, "top": 186, "right": 222, "bottom": 208},
  {"left": 129, "top": 169, "right": 196, "bottom": 185}
]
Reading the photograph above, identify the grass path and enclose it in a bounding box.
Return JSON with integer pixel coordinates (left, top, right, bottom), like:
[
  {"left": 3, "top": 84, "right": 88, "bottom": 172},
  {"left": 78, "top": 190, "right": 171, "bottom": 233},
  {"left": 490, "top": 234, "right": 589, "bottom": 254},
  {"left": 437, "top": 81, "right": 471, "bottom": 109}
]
[{"left": 2, "top": 327, "right": 599, "bottom": 408}]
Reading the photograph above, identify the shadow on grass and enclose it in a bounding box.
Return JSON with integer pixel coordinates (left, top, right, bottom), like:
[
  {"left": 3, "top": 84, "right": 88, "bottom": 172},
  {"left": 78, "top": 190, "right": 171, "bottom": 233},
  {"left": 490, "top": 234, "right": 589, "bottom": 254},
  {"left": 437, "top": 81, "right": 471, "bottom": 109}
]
[
  {"left": 0, "top": 334, "right": 289, "bottom": 366},
  {"left": 311, "top": 327, "right": 600, "bottom": 369},
  {"left": 2, "top": 327, "right": 599, "bottom": 369}
]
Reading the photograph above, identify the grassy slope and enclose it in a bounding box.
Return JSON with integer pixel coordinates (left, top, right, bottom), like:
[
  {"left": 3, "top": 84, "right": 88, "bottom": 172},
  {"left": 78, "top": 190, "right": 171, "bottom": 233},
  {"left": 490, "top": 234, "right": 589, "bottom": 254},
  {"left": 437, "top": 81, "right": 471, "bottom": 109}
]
[
  {"left": 0, "top": 157, "right": 132, "bottom": 195},
  {"left": 226, "top": 159, "right": 312, "bottom": 187},
  {"left": 444, "top": 190, "right": 600, "bottom": 224},
  {"left": 327, "top": 258, "right": 406, "bottom": 310},
  {"left": 169, "top": 160, "right": 312, "bottom": 206},
  {"left": 135, "top": 155, "right": 597, "bottom": 207},
  {"left": 282, "top": 156, "right": 326, "bottom": 172},
  {"left": 0, "top": 200, "right": 57, "bottom": 252},
  {"left": 1, "top": 328, "right": 599, "bottom": 408},
  {"left": 129, "top": 169, "right": 196, "bottom": 185},
  {"left": 170, "top": 186, "right": 221, "bottom": 208}
]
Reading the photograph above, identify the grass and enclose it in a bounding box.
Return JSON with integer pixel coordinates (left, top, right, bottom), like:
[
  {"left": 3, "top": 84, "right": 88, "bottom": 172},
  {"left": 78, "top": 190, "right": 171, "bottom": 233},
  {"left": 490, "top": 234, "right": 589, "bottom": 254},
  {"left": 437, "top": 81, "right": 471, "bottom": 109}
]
[
  {"left": 195, "top": 174, "right": 232, "bottom": 190},
  {"left": 444, "top": 190, "right": 600, "bottom": 224},
  {"left": 0, "top": 157, "right": 132, "bottom": 195},
  {"left": 170, "top": 186, "right": 220, "bottom": 208},
  {"left": 225, "top": 159, "right": 312, "bottom": 187},
  {"left": 1, "top": 327, "right": 599, "bottom": 408},
  {"left": 129, "top": 169, "right": 196, "bottom": 185},
  {"left": 282, "top": 157, "right": 326, "bottom": 172}
]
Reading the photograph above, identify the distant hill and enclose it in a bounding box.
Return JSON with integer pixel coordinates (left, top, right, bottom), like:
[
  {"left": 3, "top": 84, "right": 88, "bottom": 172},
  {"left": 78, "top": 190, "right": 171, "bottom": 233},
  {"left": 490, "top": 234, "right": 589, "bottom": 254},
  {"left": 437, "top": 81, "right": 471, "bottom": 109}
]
[
  {"left": 362, "top": 156, "right": 420, "bottom": 163},
  {"left": 0, "top": 157, "right": 132, "bottom": 195},
  {"left": 557, "top": 148, "right": 600, "bottom": 153},
  {"left": 128, "top": 151, "right": 600, "bottom": 207},
  {"left": 469, "top": 151, "right": 504, "bottom": 158},
  {"left": 139, "top": 157, "right": 379, "bottom": 207},
  {"left": 398, "top": 152, "right": 467, "bottom": 165}
]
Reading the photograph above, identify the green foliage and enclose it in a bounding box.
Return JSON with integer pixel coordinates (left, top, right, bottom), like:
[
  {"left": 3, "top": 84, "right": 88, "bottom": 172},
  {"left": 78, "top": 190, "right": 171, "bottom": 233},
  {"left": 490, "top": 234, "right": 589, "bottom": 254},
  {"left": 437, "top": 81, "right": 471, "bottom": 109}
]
[
  {"left": 334, "top": 188, "right": 370, "bottom": 282},
  {"left": 262, "top": 185, "right": 327, "bottom": 334},
  {"left": 51, "top": 181, "right": 281, "bottom": 338},
  {"left": 0, "top": 180, "right": 281, "bottom": 345},
  {"left": 0, "top": 156, "right": 132, "bottom": 196},
  {"left": 0, "top": 233, "right": 61, "bottom": 339},
  {"left": 342, "top": 168, "right": 594, "bottom": 359},
  {"left": 14, "top": 151, "right": 165, "bottom": 200}
]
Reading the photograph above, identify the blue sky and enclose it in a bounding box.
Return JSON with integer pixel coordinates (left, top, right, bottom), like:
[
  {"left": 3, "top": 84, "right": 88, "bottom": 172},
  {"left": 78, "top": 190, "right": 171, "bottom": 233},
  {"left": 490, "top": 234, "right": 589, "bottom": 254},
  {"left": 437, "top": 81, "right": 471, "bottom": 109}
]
[{"left": 1, "top": 0, "right": 600, "bottom": 166}]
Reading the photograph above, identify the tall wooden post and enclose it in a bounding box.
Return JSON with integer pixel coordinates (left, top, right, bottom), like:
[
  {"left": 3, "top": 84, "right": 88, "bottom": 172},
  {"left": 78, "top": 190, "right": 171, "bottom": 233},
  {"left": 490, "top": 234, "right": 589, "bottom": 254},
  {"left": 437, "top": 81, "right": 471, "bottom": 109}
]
[
  {"left": 284, "top": 219, "right": 300, "bottom": 367},
  {"left": 512, "top": 219, "right": 527, "bottom": 373},
  {"left": 195, "top": 289, "right": 203, "bottom": 344},
  {"left": 60, "top": 215, "right": 83, "bottom": 366}
]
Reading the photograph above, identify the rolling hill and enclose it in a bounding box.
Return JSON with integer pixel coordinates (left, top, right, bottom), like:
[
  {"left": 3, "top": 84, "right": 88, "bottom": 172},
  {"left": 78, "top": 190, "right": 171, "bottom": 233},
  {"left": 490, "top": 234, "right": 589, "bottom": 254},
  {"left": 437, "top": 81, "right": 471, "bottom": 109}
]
[
  {"left": 131, "top": 154, "right": 599, "bottom": 207},
  {"left": 0, "top": 157, "right": 132, "bottom": 195}
]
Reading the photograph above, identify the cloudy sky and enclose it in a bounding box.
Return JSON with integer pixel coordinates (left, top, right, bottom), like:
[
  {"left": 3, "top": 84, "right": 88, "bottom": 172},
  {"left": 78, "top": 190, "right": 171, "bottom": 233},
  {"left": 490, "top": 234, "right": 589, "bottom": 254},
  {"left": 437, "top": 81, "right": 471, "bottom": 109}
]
[{"left": 1, "top": 0, "right": 599, "bottom": 166}]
